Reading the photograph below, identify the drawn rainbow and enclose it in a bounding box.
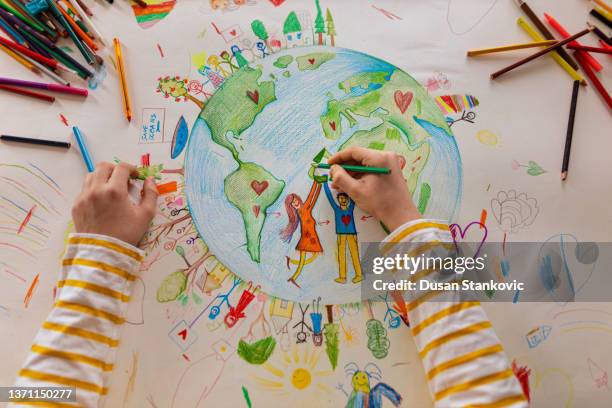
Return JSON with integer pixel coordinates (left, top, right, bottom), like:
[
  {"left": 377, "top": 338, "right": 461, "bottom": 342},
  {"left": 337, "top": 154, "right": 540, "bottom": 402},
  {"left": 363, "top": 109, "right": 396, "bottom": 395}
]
[
  {"left": 435, "top": 94, "right": 479, "bottom": 114},
  {"left": 132, "top": 0, "right": 177, "bottom": 29}
]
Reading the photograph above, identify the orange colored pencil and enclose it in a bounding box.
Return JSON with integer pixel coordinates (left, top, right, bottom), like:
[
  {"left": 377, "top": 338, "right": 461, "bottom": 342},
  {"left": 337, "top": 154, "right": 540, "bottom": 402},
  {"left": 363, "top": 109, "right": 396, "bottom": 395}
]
[
  {"left": 592, "top": 0, "right": 612, "bottom": 14},
  {"left": 113, "top": 38, "right": 132, "bottom": 122},
  {"left": 55, "top": 1, "right": 98, "bottom": 51}
]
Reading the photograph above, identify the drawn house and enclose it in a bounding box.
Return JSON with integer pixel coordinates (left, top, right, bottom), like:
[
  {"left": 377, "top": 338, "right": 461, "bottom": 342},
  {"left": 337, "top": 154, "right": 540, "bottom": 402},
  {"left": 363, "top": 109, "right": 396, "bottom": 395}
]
[{"left": 283, "top": 11, "right": 313, "bottom": 47}]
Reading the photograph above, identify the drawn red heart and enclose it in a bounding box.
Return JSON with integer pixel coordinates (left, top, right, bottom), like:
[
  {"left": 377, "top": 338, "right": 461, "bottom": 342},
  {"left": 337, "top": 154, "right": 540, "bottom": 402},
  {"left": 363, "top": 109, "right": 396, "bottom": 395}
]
[
  {"left": 250, "top": 180, "right": 269, "bottom": 196},
  {"left": 269, "top": 0, "right": 285, "bottom": 6},
  {"left": 252, "top": 205, "right": 261, "bottom": 218},
  {"left": 341, "top": 215, "right": 351, "bottom": 226},
  {"left": 394, "top": 90, "right": 414, "bottom": 114},
  {"left": 246, "top": 90, "right": 259, "bottom": 104},
  {"left": 230, "top": 29, "right": 237, "bottom": 36},
  {"left": 329, "top": 121, "right": 336, "bottom": 131},
  {"left": 308, "top": 58, "right": 315, "bottom": 64}
]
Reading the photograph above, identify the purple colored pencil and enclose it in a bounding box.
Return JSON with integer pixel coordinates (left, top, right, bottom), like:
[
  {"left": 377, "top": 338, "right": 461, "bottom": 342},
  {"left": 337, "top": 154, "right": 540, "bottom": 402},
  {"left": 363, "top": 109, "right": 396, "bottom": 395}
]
[{"left": 0, "top": 77, "right": 88, "bottom": 97}]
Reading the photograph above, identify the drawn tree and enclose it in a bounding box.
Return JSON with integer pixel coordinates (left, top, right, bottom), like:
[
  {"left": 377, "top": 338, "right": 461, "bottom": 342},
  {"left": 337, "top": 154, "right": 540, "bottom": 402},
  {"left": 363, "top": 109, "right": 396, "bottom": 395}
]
[
  {"left": 314, "top": 0, "right": 325, "bottom": 45},
  {"left": 326, "top": 8, "right": 336, "bottom": 46},
  {"left": 283, "top": 11, "right": 302, "bottom": 35},
  {"left": 156, "top": 76, "right": 205, "bottom": 109},
  {"left": 251, "top": 19, "right": 269, "bottom": 46}
]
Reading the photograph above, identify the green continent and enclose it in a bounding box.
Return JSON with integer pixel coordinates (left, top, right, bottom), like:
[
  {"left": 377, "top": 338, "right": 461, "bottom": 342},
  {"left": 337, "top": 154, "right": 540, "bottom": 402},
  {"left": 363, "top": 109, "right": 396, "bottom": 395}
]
[
  {"left": 296, "top": 52, "right": 336, "bottom": 71},
  {"left": 273, "top": 55, "right": 293, "bottom": 69},
  {"left": 200, "top": 67, "right": 276, "bottom": 162},
  {"left": 339, "top": 71, "right": 389, "bottom": 93},
  {"left": 224, "top": 162, "right": 285, "bottom": 263}
]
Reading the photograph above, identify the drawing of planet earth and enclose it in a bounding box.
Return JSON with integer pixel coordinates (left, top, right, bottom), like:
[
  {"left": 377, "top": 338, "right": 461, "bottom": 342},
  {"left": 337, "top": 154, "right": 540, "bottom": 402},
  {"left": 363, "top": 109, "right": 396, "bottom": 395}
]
[{"left": 184, "top": 46, "right": 462, "bottom": 303}]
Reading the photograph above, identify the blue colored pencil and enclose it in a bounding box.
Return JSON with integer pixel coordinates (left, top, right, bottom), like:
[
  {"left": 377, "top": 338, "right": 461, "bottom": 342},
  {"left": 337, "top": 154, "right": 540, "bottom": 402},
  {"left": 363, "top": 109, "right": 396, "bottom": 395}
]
[
  {"left": 72, "top": 126, "right": 94, "bottom": 172},
  {"left": 0, "top": 14, "right": 26, "bottom": 46}
]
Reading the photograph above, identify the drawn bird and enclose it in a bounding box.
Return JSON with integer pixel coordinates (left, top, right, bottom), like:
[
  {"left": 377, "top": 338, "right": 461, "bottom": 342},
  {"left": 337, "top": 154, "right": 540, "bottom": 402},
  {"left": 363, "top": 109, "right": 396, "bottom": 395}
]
[{"left": 343, "top": 363, "right": 402, "bottom": 408}]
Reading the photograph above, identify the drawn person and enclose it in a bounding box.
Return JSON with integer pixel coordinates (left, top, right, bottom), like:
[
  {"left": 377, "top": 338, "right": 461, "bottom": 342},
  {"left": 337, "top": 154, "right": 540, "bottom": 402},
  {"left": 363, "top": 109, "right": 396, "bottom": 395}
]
[
  {"left": 280, "top": 180, "right": 323, "bottom": 288},
  {"left": 256, "top": 41, "right": 270, "bottom": 58},
  {"left": 230, "top": 45, "right": 249, "bottom": 68},
  {"left": 323, "top": 182, "right": 363, "bottom": 284}
]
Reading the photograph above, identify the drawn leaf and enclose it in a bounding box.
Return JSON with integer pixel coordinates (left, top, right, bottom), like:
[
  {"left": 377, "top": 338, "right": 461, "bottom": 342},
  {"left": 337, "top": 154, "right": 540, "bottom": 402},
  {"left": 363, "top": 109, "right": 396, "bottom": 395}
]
[
  {"left": 238, "top": 336, "right": 277, "bottom": 364},
  {"left": 417, "top": 183, "right": 431, "bottom": 214},
  {"left": 366, "top": 319, "right": 390, "bottom": 359},
  {"left": 527, "top": 161, "right": 546, "bottom": 176},
  {"left": 323, "top": 323, "right": 339, "bottom": 370},
  {"left": 156, "top": 270, "right": 187, "bottom": 302}
]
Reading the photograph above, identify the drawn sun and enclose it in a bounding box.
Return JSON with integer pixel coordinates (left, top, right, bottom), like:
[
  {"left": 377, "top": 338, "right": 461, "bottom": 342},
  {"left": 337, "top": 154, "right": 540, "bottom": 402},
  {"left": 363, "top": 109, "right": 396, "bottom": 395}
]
[{"left": 252, "top": 344, "right": 334, "bottom": 404}]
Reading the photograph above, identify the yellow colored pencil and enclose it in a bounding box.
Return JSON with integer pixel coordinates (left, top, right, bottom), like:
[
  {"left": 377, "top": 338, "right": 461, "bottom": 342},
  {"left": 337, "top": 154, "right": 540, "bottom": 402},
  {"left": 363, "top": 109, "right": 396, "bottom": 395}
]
[
  {"left": 592, "top": 0, "right": 612, "bottom": 15},
  {"left": 467, "top": 40, "right": 557, "bottom": 56},
  {"left": 113, "top": 38, "right": 132, "bottom": 122},
  {"left": 0, "top": 43, "right": 39, "bottom": 73},
  {"left": 595, "top": 5, "right": 612, "bottom": 21},
  {"left": 517, "top": 18, "right": 586, "bottom": 85}
]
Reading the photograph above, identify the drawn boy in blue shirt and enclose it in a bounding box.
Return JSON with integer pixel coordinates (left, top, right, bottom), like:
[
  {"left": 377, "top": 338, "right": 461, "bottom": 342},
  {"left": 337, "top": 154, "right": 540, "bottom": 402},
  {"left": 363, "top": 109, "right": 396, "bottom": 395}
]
[{"left": 323, "top": 183, "right": 363, "bottom": 283}]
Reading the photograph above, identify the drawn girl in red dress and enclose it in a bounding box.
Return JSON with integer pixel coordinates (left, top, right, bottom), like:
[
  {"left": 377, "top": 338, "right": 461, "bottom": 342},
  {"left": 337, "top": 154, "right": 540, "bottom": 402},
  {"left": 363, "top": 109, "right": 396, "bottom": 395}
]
[{"left": 280, "top": 180, "right": 323, "bottom": 288}]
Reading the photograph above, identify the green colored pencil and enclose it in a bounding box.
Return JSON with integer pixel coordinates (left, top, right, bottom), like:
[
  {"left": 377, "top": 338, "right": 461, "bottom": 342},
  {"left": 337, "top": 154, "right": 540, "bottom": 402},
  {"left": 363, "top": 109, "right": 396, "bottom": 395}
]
[
  {"left": 316, "top": 163, "right": 391, "bottom": 174},
  {"left": 0, "top": 0, "right": 45, "bottom": 32}
]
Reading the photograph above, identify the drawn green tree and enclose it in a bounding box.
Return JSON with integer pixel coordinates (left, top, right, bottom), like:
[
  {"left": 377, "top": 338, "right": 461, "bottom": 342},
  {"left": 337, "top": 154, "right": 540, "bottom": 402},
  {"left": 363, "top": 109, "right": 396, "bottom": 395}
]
[
  {"left": 314, "top": 0, "right": 325, "bottom": 45},
  {"left": 251, "top": 19, "right": 269, "bottom": 47},
  {"left": 157, "top": 76, "right": 205, "bottom": 109},
  {"left": 326, "top": 8, "right": 336, "bottom": 46},
  {"left": 283, "top": 11, "right": 302, "bottom": 37}
]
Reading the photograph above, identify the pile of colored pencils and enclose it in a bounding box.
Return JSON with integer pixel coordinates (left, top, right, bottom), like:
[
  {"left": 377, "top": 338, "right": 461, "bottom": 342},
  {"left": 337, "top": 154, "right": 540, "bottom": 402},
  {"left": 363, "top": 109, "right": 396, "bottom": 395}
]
[
  {"left": 467, "top": 0, "right": 611, "bottom": 181},
  {"left": 0, "top": 0, "right": 108, "bottom": 91}
]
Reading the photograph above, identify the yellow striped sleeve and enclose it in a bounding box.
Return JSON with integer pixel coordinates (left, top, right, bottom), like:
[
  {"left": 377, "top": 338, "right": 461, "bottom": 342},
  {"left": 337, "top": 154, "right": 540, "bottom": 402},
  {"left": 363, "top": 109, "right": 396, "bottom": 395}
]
[
  {"left": 18, "top": 369, "right": 108, "bottom": 395},
  {"left": 434, "top": 369, "right": 516, "bottom": 401},
  {"left": 427, "top": 344, "right": 504, "bottom": 380},
  {"left": 57, "top": 279, "right": 130, "bottom": 302},
  {"left": 68, "top": 236, "right": 143, "bottom": 262},
  {"left": 419, "top": 321, "right": 493, "bottom": 359},
  {"left": 412, "top": 302, "right": 480, "bottom": 336},
  {"left": 42, "top": 321, "right": 119, "bottom": 347},
  {"left": 382, "top": 221, "right": 450, "bottom": 253},
  {"left": 62, "top": 258, "right": 136, "bottom": 281},
  {"left": 465, "top": 394, "right": 528, "bottom": 408},
  {"left": 31, "top": 344, "right": 113, "bottom": 371},
  {"left": 54, "top": 301, "right": 124, "bottom": 325}
]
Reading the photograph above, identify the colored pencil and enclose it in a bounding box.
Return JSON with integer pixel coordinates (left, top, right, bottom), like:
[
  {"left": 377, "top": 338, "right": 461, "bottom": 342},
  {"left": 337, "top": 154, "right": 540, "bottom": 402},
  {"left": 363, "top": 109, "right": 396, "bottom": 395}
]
[
  {"left": 568, "top": 44, "right": 612, "bottom": 54},
  {"left": 592, "top": 24, "right": 612, "bottom": 46},
  {"left": 0, "top": 43, "right": 38, "bottom": 73},
  {"left": 1, "top": 134, "right": 70, "bottom": 147},
  {"left": 0, "top": 0, "right": 45, "bottom": 33},
  {"left": 114, "top": 38, "right": 132, "bottom": 122},
  {"left": 0, "top": 84, "right": 55, "bottom": 102},
  {"left": 513, "top": 0, "right": 579, "bottom": 70},
  {"left": 591, "top": 0, "right": 612, "bottom": 14},
  {"left": 591, "top": 8, "right": 612, "bottom": 29},
  {"left": 317, "top": 163, "right": 391, "bottom": 174},
  {"left": 72, "top": 126, "right": 94, "bottom": 172},
  {"left": 561, "top": 81, "right": 580, "bottom": 181},
  {"left": 0, "top": 13, "right": 26, "bottom": 45},
  {"left": 516, "top": 17, "right": 586, "bottom": 83},
  {"left": 491, "top": 27, "right": 593, "bottom": 80},
  {"left": 22, "top": 54, "right": 70, "bottom": 86},
  {"left": 55, "top": 1, "right": 98, "bottom": 51},
  {"left": 74, "top": 0, "right": 92, "bottom": 16},
  {"left": 573, "top": 51, "right": 612, "bottom": 110},
  {"left": 0, "top": 77, "right": 88, "bottom": 96},
  {"left": 6, "top": 0, "right": 57, "bottom": 39},
  {"left": 46, "top": 0, "right": 94, "bottom": 65},
  {"left": 68, "top": 0, "right": 106, "bottom": 46},
  {"left": 595, "top": 5, "right": 612, "bottom": 21},
  {"left": 0, "top": 35, "right": 74, "bottom": 74},
  {"left": 544, "top": 13, "right": 603, "bottom": 72},
  {"left": 600, "top": 39, "right": 612, "bottom": 49},
  {"left": 467, "top": 40, "right": 557, "bottom": 56}
]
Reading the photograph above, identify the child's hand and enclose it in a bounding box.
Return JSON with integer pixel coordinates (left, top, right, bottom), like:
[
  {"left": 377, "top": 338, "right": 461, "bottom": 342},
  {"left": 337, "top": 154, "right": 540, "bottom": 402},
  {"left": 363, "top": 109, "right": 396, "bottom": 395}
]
[
  {"left": 328, "top": 147, "right": 421, "bottom": 232},
  {"left": 72, "top": 162, "right": 159, "bottom": 246}
]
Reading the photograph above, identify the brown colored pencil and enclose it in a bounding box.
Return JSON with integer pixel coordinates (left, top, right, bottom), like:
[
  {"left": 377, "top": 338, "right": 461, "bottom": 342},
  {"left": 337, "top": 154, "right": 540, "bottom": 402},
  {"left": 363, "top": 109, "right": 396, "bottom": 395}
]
[
  {"left": 0, "top": 84, "right": 55, "bottom": 102},
  {"left": 491, "top": 27, "right": 594, "bottom": 80},
  {"left": 561, "top": 80, "right": 580, "bottom": 181},
  {"left": 513, "top": 0, "right": 579, "bottom": 70},
  {"left": 568, "top": 44, "right": 612, "bottom": 54}
]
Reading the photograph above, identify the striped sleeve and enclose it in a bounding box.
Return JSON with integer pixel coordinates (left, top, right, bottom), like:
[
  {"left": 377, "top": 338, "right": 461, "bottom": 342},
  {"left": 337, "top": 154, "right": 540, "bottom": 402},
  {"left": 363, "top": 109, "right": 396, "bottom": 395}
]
[
  {"left": 11, "top": 233, "right": 144, "bottom": 408},
  {"left": 382, "top": 219, "right": 528, "bottom": 408}
]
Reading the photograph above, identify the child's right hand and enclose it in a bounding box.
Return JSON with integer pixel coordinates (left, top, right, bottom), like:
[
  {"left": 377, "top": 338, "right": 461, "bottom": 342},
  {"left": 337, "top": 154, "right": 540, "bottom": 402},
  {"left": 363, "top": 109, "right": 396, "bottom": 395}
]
[{"left": 328, "top": 147, "right": 421, "bottom": 232}]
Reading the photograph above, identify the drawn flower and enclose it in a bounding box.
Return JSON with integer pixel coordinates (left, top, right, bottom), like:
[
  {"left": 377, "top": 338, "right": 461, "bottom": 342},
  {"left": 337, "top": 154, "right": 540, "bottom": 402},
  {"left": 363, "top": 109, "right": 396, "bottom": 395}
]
[
  {"left": 490, "top": 190, "right": 539, "bottom": 233},
  {"left": 511, "top": 160, "right": 520, "bottom": 171}
]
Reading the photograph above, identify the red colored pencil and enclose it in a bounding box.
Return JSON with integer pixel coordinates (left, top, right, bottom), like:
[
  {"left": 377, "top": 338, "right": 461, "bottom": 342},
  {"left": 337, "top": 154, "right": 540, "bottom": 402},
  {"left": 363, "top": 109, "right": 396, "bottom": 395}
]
[
  {"left": 600, "top": 40, "right": 612, "bottom": 50},
  {"left": 0, "top": 36, "right": 73, "bottom": 74},
  {"left": 567, "top": 44, "right": 612, "bottom": 54},
  {"left": 573, "top": 51, "right": 612, "bottom": 110},
  {"left": 544, "top": 13, "right": 603, "bottom": 72},
  {"left": 0, "top": 84, "right": 55, "bottom": 102}
]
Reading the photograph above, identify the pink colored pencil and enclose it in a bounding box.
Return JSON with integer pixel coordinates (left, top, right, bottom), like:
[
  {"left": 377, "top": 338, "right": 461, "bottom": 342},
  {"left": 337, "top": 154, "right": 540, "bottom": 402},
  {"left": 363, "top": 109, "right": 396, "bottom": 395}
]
[
  {"left": 544, "top": 13, "right": 603, "bottom": 72},
  {"left": 0, "top": 77, "right": 88, "bottom": 97}
]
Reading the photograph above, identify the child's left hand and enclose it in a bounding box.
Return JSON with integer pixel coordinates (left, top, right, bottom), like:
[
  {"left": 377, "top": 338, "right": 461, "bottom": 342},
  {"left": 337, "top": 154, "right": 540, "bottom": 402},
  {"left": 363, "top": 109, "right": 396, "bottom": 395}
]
[{"left": 71, "top": 162, "right": 159, "bottom": 246}]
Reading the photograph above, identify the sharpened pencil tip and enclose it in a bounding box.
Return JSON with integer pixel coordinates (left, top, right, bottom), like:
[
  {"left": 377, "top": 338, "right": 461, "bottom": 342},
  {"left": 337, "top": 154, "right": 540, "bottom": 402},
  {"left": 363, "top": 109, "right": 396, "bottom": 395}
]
[{"left": 561, "top": 172, "right": 567, "bottom": 181}]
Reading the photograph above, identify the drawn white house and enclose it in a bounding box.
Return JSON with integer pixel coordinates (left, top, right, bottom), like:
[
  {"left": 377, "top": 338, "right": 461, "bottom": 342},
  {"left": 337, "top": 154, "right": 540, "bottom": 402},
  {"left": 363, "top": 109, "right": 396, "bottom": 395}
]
[{"left": 283, "top": 10, "right": 313, "bottom": 47}]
